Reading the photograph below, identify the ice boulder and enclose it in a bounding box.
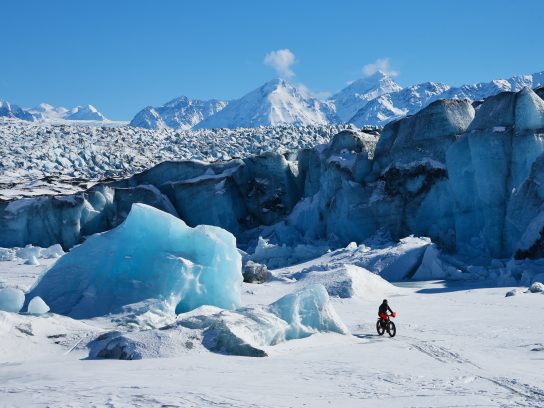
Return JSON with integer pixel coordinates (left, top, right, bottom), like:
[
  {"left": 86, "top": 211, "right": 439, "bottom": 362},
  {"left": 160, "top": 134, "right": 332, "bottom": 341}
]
[
  {"left": 90, "top": 284, "right": 348, "bottom": 359},
  {"left": 41, "top": 244, "right": 65, "bottom": 259},
  {"left": 26, "top": 204, "right": 243, "bottom": 318},
  {"left": 0, "top": 248, "right": 16, "bottom": 261},
  {"left": 270, "top": 284, "right": 349, "bottom": 340},
  {"left": 529, "top": 282, "right": 544, "bottom": 293},
  {"left": 296, "top": 264, "right": 402, "bottom": 300},
  {"left": 24, "top": 256, "right": 40, "bottom": 266},
  {"left": 242, "top": 260, "right": 270, "bottom": 283},
  {"left": 0, "top": 288, "right": 25, "bottom": 313},
  {"left": 27, "top": 296, "right": 50, "bottom": 315}
]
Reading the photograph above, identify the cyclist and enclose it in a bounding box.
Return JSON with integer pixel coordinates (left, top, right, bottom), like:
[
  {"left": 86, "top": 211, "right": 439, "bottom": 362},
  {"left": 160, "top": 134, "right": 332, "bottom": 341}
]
[{"left": 378, "top": 299, "right": 395, "bottom": 322}]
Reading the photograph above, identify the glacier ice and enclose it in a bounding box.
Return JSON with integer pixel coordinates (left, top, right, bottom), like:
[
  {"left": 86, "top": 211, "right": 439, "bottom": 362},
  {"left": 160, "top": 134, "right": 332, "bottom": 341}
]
[
  {"left": 27, "top": 296, "right": 50, "bottom": 315},
  {"left": 0, "top": 288, "right": 25, "bottom": 313},
  {"left": 89, "top": 284, "right": 348, "bottom": 359},
  {"left": 2, "top": 86, "right": 544, "bottom": 273},
  {"left": 26, "top": 203, "right": 243, "bottom": 318}
]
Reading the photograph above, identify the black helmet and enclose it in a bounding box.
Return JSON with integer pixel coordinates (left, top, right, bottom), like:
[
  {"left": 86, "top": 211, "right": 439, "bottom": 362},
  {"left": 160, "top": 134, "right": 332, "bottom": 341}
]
[{"left": 383, "top": 299, "right": 388, "bottom": 304}]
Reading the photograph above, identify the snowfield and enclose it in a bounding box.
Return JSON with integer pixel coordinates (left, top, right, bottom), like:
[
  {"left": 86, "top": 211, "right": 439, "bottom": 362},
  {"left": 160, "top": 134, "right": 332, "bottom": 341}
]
[{"left": 1, "top": 248, "right": 543, "bottom": 407}]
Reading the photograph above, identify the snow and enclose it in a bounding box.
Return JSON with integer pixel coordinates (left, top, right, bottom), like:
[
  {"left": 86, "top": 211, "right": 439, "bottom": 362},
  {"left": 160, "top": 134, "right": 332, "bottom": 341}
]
[
  {"left": 1, "top": 260, "right": 543, "bottom": 406},
  {"left": 0, "top": 287, "right": 25, "bottom": 312},
  {"left": 26, "top": 204, "right": 243, "bottom": 318},
  {"left": 27, "top": 296, "right": 50, "bottom": 315}
]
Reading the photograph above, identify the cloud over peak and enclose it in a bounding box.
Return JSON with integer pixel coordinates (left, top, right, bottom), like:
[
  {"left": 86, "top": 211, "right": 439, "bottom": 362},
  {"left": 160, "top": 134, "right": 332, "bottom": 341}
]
[
  {"left": 362, "top": 58, "right": 399, "bottom": 77},
  {"left": 264, "top": 49, "right": 296, "bottom": 79}
]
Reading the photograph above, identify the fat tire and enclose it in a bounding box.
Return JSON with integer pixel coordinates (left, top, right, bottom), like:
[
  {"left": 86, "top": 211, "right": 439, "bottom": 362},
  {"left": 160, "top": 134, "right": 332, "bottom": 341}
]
[
  {"left": 376, "top": 320, "right": 385, "bottom": 336},
  {"left": 387, "top": 321, "right": 396, "bottom": 337}
]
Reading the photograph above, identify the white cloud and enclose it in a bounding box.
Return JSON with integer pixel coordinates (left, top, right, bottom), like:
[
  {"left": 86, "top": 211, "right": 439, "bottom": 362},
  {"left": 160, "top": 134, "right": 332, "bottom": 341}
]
[
  {"left": 362, "top": 58, "right": 399, "bottom": 77},
  {"left": 264, "top": 49, "right": 296, "bottom": 78}
]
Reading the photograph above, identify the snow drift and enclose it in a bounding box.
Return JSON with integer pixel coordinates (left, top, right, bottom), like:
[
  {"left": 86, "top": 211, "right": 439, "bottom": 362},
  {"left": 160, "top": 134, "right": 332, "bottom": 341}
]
[{"left": 26, "top": 204, "right": 243, "bottom": 318}]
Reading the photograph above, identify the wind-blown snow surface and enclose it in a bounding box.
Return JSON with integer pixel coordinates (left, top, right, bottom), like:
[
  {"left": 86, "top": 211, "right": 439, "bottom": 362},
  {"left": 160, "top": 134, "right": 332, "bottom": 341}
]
[
  {"left": 1, "top": 249, "right": 543, "bottom": 406},
  {"left": 0, "top": 119, "right": 353, "bottom": 199}
]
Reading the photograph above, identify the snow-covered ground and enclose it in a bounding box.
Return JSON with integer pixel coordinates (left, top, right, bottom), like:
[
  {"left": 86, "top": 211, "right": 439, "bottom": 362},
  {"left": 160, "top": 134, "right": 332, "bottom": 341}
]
[
  {"left": 0, "top": 119, "right": 356, "bottom": 199},
  {"left": 1, "top": 248, "right": 543, "bottom": 407}
]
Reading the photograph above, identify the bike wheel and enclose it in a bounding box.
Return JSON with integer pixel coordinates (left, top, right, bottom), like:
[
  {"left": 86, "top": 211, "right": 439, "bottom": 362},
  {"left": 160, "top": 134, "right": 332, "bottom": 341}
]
[
  {"left": 376, "top": 320, "right": 385, "bottom": 335},
  {"left": 387, "top": 321, "right": 396, "bottom": 337}
]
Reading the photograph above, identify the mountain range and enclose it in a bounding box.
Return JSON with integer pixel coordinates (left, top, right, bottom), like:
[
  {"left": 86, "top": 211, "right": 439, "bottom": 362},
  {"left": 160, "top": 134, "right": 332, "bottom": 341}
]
[
  {"left": 0, "top": 102, "right": 108, "bottom": 122},
  {"left": 129, "top": 70, "right": 544, "bottom": 130},
  {"left": 3, "top": 70, "right": 544, "bottom": 129}
]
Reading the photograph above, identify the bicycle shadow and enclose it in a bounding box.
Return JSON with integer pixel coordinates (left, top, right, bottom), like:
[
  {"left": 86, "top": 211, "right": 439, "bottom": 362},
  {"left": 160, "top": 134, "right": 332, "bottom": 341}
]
[{"left": 352, "top": 333, "right": 381, "bottom": 340}]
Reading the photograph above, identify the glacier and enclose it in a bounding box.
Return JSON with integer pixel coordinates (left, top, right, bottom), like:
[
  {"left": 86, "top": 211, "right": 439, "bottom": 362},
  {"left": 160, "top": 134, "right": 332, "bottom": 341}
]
[
  {"left": 25, "top": 203, "right": 243, "bottom": 318},
  {"left": 2, "top": 86, "right": 544, "bottom": 276}
]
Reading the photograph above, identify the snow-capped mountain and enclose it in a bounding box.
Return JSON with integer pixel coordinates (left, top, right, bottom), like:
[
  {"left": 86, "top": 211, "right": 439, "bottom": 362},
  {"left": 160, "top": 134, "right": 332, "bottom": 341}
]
[
  {"left": 64, "top": 104, "right": 107, "bottom": 121},
  {"left": 349, "top": 82, "right": 451, "bottom": 126},
  {"left": 1, "top": 101, "right": 109, "bottom": 123},
  {"left": 130, "top": 97, "right": 228, "bottom": 130},
  {"left": 348, "top": 71, "right": 544, "bottom": 126},
  {"left": 28, "top": 103, "right": 69, "bottom": 121},
  {"left": 330, "top": 71, "right": 402, "bottom": 122},
  {"left": 195, "top": 78, "right": 339, "bottom": 129},
  {"left": 0, "top": 100, "right": 35, "bottom": 121}
]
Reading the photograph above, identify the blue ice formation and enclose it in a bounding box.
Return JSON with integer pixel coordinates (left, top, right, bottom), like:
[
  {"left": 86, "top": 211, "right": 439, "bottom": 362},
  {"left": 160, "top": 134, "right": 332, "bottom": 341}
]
[
  {"left": 26, "top": 204, "right": 242, "bottom": 318},
  {"left": 270, "top": 284, "right": 349, "bottom": 340},
  {"left": 90, "top": 284, "right": 349, "bottom": 359},
  {"left": 0, "top": 288, "right": 25, "bottom": 313}
]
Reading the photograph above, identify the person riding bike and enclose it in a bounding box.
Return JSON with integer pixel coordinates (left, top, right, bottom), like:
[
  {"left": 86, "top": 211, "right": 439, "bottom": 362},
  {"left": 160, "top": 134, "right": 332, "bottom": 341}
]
[{"left": 378, "top": 299, "right": 396, "bottom": 322}]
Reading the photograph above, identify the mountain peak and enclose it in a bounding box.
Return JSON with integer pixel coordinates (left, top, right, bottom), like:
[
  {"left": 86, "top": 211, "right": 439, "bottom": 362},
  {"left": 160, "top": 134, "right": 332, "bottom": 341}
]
[
  {"left": 331, "top": 72, "right": 403, "bottom": 122},
  {"left": 194, "top": 79, "right": 337, "bottom": 129},
  {"left": 130, "top": 97, "right": 228, "bottom": 130}
]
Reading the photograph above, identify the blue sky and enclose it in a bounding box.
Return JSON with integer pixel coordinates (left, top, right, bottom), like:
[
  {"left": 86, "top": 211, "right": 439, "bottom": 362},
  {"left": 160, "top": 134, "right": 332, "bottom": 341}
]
[{"left": 1, "top": 0, "right": 543, "bottom": 120}]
